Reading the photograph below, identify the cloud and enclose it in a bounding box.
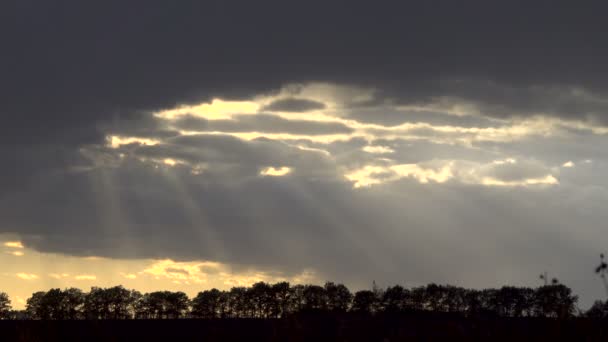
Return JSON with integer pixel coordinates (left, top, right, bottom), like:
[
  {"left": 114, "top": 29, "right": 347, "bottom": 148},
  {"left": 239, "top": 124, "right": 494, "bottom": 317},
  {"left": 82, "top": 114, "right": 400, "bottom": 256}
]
[
  {"left": 165, "top": 267, "right": 190, "bottom": 276},
  {"left": 4, "top": 241, "right": 23, "bottom": 248},
  {"left": 260, "top": 166, "right": 291, "bottom": 177},
  {"left": 170, "top": 114, "right": 353, "bottom": 135},
  {"left": 16, "top": 273, "right": 38, "bottom": 280},
  {"left": 262, "top": 98, "right": 326, "bottom": 112},
  {"left": 74, "top": 275, "right": 97, "bottom": 281},
  {"left": 362, "top": 145, "right": 394, "bottom": 154},
  {"left": 49, "top": 273, "right": 70, "bottom": 279},
  {"left": 345, "top": 158, "right": 558, "bottom": 189}
]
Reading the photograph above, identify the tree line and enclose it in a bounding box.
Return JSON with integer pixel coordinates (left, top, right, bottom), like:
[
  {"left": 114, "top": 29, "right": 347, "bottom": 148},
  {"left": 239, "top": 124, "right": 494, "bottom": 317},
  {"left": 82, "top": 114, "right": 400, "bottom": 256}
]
[{"left": 1, "top": 281, "right": 602, "bottom": 320}]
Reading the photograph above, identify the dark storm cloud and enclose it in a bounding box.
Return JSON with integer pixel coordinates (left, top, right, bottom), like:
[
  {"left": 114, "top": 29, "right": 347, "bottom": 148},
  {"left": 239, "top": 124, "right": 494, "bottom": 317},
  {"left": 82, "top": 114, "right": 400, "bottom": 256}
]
[
  {"left": 262, "top": 98, "right": 326, "bottom": 112},
  {"left": 171, "top": 114, "right": 353, "bottom": 135},
  {"left": 3, "top": 0, "right": 608, "bottom": 140}
]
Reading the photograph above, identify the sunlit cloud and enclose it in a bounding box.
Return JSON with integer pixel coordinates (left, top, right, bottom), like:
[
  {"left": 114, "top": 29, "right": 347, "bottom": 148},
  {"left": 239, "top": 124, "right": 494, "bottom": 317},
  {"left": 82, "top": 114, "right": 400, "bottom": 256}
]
[
  {"left": 362, "top": 145, "right": 394, "bottom": 154},
  {"left": 346, "top": 163, "right": 453, "bottom": 188},
  {"left": 74, "top": 275, "right": 97, "bottom": 281},
  {"left": 49, "top": 273, "right": 70, "bottom": 279},
  {"left": 107, "top": 135, "right": 160, "bottom": 148},
  {"left": 142, "top": 259, "right": 319, "bottom": 288},
  {"left": 292, "top": 145, "right": 331, "bottom": 156},
  {"left": 142, "top": 259, "right": 209, "bottom": 284},
  {"left": 155, "top": 99, "right": 259, "bottom": 120},
  {"left": 480, "top": 175, "right": 559, "bottom": 187},
  {"left": 260, "top": 166, "right": 292, "bottom": 177},
  {"left": 563, "top": 161, "right": 575, "bottom": 168},
  {"left": 4, "top": 241, "right": 24, "bottom": 249},
  {"left": 16, "top": 273, "right": 38, "bottom": 280},
  {"left": 7, "top": 251, "right": 24, "bottom": 256},
  {"left": 346, "top": 159, "right": 559, "bottom": 189}
]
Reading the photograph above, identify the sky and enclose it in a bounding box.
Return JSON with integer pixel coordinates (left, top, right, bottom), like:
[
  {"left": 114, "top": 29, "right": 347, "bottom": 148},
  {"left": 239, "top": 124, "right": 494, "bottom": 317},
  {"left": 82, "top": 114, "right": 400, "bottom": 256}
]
[{"left": 2, "top": 1, "right": 608, "bottom": 309}]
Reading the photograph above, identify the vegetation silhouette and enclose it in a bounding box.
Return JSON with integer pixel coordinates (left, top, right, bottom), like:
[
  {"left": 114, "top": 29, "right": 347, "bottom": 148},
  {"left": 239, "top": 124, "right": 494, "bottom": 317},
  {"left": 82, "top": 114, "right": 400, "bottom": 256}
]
[
  {"left": 0, "top": 281, "right": 590, "bottom": 320},
  {"left": 1, "top": 273, "right": 608, "bottom": 340}
]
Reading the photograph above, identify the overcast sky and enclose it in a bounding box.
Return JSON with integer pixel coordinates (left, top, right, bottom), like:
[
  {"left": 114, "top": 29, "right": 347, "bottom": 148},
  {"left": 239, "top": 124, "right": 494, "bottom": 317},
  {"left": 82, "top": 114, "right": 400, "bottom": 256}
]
[{"left": 2, "top": 1, "right": 608, "bottom": 309}]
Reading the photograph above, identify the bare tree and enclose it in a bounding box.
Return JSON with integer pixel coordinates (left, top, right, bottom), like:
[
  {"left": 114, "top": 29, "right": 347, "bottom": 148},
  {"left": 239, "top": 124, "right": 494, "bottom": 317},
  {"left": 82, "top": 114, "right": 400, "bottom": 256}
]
[{"left": 595, "top": 253, "right": 608, "bottom": 297}]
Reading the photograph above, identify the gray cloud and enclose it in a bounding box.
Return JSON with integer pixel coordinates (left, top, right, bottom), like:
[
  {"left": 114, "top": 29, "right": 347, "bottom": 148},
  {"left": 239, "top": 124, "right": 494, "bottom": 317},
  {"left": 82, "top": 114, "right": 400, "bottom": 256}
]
[
  {"left": 345, "top": 106, "right": 502, "bottom": 127},
  {"left": 171, "top": 114, "right": 352, "bottom": 135},
  {"left": 262, "top": 98, "right": 326, "bottom": 112}
]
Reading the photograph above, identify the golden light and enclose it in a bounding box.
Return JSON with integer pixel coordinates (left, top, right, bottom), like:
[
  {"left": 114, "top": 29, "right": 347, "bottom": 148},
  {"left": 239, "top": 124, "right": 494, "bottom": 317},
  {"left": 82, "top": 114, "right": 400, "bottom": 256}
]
[
  {"left": 155, "top": 99, "right": 260, "bottom": 120},
  {"left": 260, "top": 166, "right": 292, "bottom": 176},
  {"left": 4, "top": 241, "right": 24, "bottom": 249}
]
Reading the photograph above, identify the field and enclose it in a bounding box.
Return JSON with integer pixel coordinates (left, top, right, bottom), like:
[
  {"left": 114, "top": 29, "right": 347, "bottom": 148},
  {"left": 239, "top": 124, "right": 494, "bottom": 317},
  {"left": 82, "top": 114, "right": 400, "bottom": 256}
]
[{"left": 1, "top": 313, "right": 607, "bottom": 341}]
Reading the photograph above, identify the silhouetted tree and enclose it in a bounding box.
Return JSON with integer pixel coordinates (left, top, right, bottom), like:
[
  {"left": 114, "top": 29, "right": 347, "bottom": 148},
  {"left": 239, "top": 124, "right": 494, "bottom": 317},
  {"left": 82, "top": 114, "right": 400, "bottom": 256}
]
[
  {"left": 16, "top": 280, "right": 587, "bottom": 320},
  {"left": 85, "top": 286, "right": 140, "bottom": 319},
  {"left": 271, "top": 282, "right": 291, "bottom": 317},
  {"left": 324, "top": 282, "right": 352, "bottom": 313},
  {"left": 217, "top": 290, "right": 231, "bottom": 318},
  {"left": 166, "top": 291, "right": 190, "bottom": 318},
  {"left": 63, "top": 288, "right": 85, "bottom": 319},
  {"left": 41, "top": 289, "right": 65, "bottom": 320},
  {"left": 352, "top": 290, "right": 377, "bottom": 314},
  {"left": 23, "top": 288, "right": 84, "bottom": 320},
  {"left": 595, "top": 253, "right": 608, "bottom": 297},
  {"left": 423, "top": 284, "right": 444, "bottom": 312},
  {"left": 493, "top": 287, "right": 531, "bottom": 317},
  {"left": 191, "top": 289, "right": 222, "bottom": 318},
  {"left": 586, "top": 300, "right": 608, "bottom": 319},
  {"left": 0, "top": 292, "right": 11, "bottom": 319},
  {"left": 585, "top": 300, "right": 608, "bottom": 319},
  {"left": 463, "top": 289, "right": 483, "bottom": 316},
  {"left": 248, "top": 282, "right": 273, "bottom": 318},
  {"left": 533, "top": 284, "right": 578, "bottom": 318},
  {"left": 288, "top": 284, "right": 306, "bottom": 313},
  {"left": 228, "top": 287, "right": 248, "bottom": 318},
  {"left": 5, "top": 310, "right": 28, "bottom": 320},
  {"left": 409, "top": 286, "right": 426, "bottom": 311},
  {"left": 26, "top": 292, "right": 46, "bottom": 320},
  {"left": 136, "top": 291, "right": 188, "bottom": 319},
  {"left": 382, "top": 285, "right": 408, "bottom": 313},
  {"left": 302, "top": 285, "right": 328, "bottom": 312}
]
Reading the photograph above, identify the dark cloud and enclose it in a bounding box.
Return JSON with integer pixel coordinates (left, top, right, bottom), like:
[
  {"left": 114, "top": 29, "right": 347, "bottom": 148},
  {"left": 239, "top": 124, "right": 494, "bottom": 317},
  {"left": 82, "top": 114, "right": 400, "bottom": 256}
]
[
  {"left": 262, "top": 98, "right": 326, "bottom": 112},
  {"left": 3, "top": 0, "right": 608, "bottom": 140},
  {"left": 171, "top": 114, "right": 352, "bottom": 135}
]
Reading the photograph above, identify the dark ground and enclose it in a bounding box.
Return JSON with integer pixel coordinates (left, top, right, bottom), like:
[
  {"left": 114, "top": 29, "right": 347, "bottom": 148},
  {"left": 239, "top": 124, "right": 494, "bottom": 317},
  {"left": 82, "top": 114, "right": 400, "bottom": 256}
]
[{"left": 1, "top": 313, "right": 607, "bottom": 341}]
